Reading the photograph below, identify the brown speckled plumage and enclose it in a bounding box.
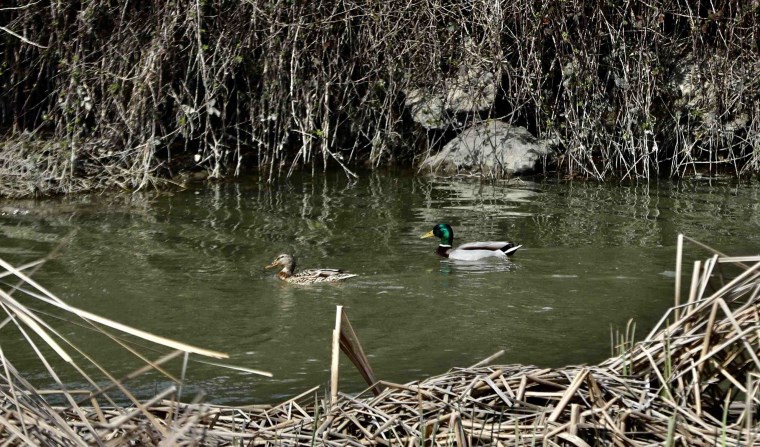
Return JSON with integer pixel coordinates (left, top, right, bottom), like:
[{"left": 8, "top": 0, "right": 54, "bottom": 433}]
[{"left": 266, "top": 254, "right": 357, "bottom": 284}]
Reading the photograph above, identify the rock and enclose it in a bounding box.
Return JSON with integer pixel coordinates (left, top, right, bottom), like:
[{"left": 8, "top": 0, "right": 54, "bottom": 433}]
[
  {"left": 404, "top": 39, "right": 497, "bottom": 129},
  {"left": 405, "top": 70, "right": 496, "bottom": 130},
  {"left": 419, "top": 121, "right": 553, "bottom": 177},
  {"left": 404, "top": 89, "right": 448, "bottom": 130},
  {"left": 668, "top": 55, "right": 757, "bottom": 130}
]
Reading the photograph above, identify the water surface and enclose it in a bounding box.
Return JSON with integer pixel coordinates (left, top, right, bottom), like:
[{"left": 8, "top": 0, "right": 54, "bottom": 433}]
[{"left": 1, "top": 172, "right": 759, "bottom": 404}]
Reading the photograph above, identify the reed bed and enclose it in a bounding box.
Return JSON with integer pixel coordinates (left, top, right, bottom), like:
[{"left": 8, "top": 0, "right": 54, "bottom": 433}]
[{"left": 0, "top": 235, "right": 758, "bottom": 445}]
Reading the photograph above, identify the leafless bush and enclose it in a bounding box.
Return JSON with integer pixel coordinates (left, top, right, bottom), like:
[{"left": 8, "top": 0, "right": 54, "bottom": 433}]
[{"left": 1, "top": 0, "right": 759, "bottom": 195}]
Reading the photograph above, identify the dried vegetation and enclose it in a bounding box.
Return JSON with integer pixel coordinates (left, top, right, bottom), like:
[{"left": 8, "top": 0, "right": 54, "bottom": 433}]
[
  {"left": 0, "top": 235, "right": 758, "bottom": 445},
  {"left": 0, "top": 1, "right": 759, "bottom": 188}
]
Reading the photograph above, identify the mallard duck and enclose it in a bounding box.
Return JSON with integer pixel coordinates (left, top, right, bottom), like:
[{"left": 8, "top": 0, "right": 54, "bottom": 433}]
[
  {"left": 421, "top": 223, "right": 522, "bottom": 261},
  {"left": 265, "top": 254, "right": 357, "bottom": 284}
]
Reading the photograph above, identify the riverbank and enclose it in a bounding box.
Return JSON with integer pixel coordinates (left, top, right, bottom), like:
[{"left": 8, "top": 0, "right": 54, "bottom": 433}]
[
  {"left": 0, "top": 234, "right": 757, "bottom": 445},
  {"left": 2, "top": 1, "right": 760, "bottom": 198}
]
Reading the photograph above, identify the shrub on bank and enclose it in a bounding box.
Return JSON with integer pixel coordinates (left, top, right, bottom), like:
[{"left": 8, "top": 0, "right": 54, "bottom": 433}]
[{"left": 1, "top": 1, "right": 759, "bottom": 195}]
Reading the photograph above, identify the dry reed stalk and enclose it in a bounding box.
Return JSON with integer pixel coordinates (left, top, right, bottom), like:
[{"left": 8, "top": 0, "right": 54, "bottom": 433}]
[
  {"left": 0, "top": 252, "right": 271, "bottom": 445},
  {"left": 339, "top": 310, "right": 380, "bottom": 396},
  {"left": 330, "top": 305, "right": 343, "bottom": 406}
]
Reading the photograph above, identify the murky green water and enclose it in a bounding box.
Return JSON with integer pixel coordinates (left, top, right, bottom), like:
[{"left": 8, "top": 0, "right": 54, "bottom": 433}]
[{"left": 1, "top": 171, "right": 759, "bottom": 404}]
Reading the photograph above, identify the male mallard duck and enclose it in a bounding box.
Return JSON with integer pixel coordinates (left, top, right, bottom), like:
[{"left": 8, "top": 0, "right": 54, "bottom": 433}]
[
  {"left": 265, "top": 254, "right": 357, "bottom": 284},
  {"left": 421, "top": 223, "right": 522, "bottom": 261}
]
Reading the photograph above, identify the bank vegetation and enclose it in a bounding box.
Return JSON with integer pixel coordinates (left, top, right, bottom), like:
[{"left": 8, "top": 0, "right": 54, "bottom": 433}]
[{"left": 1, "top": 1, "right": 759, "bottom": 196}]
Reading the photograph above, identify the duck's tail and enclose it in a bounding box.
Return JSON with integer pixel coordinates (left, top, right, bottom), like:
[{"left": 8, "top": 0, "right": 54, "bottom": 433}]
[{"left": 501, "top": 244, "right": 522, "bottom": 256}]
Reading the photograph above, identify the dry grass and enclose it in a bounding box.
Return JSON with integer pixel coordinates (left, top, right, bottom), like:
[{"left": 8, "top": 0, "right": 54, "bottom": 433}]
[
  {"left": 2, "top": 1, "right": 759, "bottom": 196},
  {"left": 0, "top": 234, "right": 758, "bottom": 445}
]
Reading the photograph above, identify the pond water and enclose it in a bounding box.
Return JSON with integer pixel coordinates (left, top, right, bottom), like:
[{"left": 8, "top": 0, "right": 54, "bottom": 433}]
[{"left": 1, "top": 171, "right": 759, "bottom": 405}]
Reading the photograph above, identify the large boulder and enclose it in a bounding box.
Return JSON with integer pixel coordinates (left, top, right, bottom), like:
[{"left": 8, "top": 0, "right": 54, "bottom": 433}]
[{"left": 419, "top": 121, "right": 553, "bottom": 177}]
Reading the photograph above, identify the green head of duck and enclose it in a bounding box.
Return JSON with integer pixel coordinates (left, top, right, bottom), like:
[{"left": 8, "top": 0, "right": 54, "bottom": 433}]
[{"left": 421, "top": 223, "right": 454, "bottom": 246}]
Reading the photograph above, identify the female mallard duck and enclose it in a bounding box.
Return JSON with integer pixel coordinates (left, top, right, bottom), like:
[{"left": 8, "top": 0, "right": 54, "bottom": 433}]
[
  {"left": 421, "top": 223, "right": 522, "bottom": 261},
  {"left": 265, "top": 254, "right": 357, "bottom": 284}
]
